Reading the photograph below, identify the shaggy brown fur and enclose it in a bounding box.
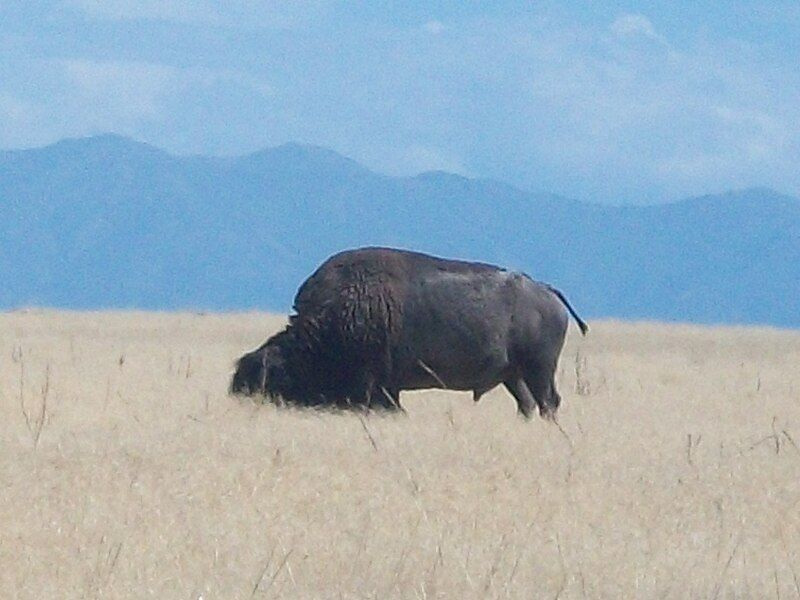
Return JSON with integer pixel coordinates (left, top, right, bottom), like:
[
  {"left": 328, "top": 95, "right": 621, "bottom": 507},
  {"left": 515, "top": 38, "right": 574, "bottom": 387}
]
[{"left": 231, "top": 250, "right": 410, "bottom": 408}]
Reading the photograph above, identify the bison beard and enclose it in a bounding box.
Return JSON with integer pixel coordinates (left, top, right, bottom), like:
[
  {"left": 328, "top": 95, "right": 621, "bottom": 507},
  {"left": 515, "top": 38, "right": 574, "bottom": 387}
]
[
  {"left": 230, "top": 247, "right": 587, "bottom": 418},
  {"left": 231, "top": 267, "right": 403, "bottom": 410}
]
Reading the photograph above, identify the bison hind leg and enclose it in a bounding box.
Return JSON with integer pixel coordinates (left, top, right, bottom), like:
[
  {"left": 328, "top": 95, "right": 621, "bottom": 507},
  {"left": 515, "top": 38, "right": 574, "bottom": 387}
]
[
  {"left": 504, "top": 376, "right": 558, "bottom": 421},
  {"left": 523, "top": 360, "right": 561, "bottom": 419},
  {"left": 503, "top": 377, "right": 537, "bottom": 420}
]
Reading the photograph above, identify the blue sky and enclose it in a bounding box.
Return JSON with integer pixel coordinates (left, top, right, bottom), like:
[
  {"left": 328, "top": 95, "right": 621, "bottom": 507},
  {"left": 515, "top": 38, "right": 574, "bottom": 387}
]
[{"left": 1, "top": 1, "right": 799, "bottom": 203}]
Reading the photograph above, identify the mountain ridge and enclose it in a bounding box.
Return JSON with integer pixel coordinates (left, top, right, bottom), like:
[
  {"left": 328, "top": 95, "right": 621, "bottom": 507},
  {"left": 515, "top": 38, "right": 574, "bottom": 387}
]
[{"left": 2, "top": 134, "right": 798, "bottom": 327}]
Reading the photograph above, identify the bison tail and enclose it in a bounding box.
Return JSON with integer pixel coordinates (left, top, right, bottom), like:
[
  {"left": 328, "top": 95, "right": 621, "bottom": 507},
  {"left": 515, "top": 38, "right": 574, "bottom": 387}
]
[{"left": 547, "top": 285, "right": 588, "bottom": 335}]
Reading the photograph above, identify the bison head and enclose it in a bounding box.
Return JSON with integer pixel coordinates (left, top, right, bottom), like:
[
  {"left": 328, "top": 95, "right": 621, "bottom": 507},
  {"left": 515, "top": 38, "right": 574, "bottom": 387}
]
[
  {"left": 229, "top": 324, "right": 357, "bottom": 407},
  {"left": 230, "top": 343, "right": 288, "bottom": 397}
]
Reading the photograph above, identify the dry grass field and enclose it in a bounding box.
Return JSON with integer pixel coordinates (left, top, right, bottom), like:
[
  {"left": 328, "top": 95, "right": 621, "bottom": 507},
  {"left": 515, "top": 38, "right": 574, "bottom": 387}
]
[{"left": 2, "top": 311, "right": 800, "bottom": 599}]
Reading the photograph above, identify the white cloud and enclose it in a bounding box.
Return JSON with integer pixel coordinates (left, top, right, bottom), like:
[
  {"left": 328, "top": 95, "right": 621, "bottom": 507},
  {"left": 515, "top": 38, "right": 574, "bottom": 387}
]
[
  {"left": 0, "top": 94, "right": 44, "bottom": 147},
  {"left": 4, "top": 8, "right": 799, "bottom": 201},
  {"left": 68, "top": 0, "right": 218, "bottom": 23},
  {"left": 436, "top": 14, "right": 800, "bottom": 200},
  {"left": 610, "top": 14, "right": 665, "bottom": 44},
  {"left": 60, "top": 59, "right": 274, "bottom": 123},
  {"left": 0, "top": 93, "right": 34, "bottom": 123},
  {"left": 63, "top": 59, "right": 179, "bottom": 123},
  {"left": 68, "top": 0, "right": 331, "bottom": 29},
  {"left": 423, "top": 20, "right": 445, "bottom": 35},
  {"left": 0, "top": 58, "right": 276, "bottom": 150}
]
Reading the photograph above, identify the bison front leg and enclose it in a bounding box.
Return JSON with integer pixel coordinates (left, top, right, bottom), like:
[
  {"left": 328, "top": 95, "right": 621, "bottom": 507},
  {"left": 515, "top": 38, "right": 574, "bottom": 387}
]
[
  {"left": 351, "top": 372, "right": 402, "bottom": 413},
  {"left": 472, "top": 383, "right": 493, "bottom": 403},
  {"left": 360, "top": 385, "right": 403, "bottom": 412},
  {"left": 376, "top": 386, "right": 405, "bottom": 413}
]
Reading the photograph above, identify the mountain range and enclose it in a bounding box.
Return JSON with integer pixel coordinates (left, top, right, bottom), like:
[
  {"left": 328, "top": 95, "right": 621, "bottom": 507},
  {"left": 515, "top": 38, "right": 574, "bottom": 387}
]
[{"left": 1, "top": 134, "right": 798, "bottom": 327}]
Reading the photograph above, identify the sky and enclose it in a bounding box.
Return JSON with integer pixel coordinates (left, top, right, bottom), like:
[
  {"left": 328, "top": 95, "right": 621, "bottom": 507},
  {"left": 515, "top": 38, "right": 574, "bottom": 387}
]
[{"left": 1, "top": 1, "right": 799, "bottom": 204}]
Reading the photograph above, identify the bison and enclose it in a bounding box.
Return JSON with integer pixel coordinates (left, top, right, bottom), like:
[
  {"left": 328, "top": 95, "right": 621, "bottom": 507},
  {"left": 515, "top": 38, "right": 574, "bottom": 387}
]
[{"left": 231, "top": 247, "right": 587, "bottom": 419}]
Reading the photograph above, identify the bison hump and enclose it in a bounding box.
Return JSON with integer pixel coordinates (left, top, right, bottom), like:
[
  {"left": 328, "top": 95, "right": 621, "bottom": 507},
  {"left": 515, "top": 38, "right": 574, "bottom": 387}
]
[{"left": 292, "top": 249, "right": 407, "bottom": 346}]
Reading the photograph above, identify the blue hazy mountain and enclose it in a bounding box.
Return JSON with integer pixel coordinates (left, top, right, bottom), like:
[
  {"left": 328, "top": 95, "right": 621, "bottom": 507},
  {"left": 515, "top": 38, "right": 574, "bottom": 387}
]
[{"left": 2, "top": 134, "right": 798, "bottom": 327}]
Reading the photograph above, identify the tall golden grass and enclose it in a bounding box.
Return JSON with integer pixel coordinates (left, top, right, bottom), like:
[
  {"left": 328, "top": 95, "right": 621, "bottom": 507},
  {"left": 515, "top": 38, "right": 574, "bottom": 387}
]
[{"left": 2, "top": 310, "right": 800, "bottom": 599}]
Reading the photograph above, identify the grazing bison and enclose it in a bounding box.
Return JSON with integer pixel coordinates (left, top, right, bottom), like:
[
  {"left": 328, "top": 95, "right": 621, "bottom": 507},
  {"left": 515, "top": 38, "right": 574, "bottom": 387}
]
[{"left": 231, "top": 247, "right": 587, "bottom": 419}]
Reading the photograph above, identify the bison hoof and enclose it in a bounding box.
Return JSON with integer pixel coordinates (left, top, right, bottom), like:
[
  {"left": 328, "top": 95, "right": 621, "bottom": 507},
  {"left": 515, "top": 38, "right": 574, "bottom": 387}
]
[
  {"left": 539, "top": 406, "right": 558, "bottom": 422},
  {"left": 517, "top": 407, "right": 534, "bottom": 420}
]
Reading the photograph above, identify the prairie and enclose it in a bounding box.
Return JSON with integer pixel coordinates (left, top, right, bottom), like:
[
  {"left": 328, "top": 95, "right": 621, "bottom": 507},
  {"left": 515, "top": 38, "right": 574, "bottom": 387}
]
[{"left": 1, "top": 311, "right": 800, "bottom": 599}]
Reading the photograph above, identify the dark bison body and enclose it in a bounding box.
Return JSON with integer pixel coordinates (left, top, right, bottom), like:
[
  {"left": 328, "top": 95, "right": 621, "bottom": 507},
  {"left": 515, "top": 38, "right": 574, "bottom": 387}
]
[{"left": 231, "top": 247, "right": 587, "bottom": 419}]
